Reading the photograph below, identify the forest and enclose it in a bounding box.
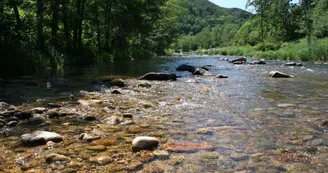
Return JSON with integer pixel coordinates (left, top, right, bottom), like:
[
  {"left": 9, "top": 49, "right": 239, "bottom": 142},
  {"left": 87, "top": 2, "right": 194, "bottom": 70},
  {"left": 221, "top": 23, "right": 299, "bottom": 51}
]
[{"left": 0, "top": 0, "right": 327, "bottom": 72}]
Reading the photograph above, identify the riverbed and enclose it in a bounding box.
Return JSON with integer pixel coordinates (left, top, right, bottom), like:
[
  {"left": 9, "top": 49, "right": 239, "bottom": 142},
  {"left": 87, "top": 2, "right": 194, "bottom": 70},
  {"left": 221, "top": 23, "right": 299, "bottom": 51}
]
[{"left": 0, "top": 55, "right": 327, "bottom": 172}]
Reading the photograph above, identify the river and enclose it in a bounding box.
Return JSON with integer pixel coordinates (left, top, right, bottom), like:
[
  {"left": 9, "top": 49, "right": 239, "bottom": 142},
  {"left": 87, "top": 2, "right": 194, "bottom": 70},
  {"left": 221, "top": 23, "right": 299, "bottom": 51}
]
[{"left": 0, "top": 55, "right": 328, "bottom": 172}]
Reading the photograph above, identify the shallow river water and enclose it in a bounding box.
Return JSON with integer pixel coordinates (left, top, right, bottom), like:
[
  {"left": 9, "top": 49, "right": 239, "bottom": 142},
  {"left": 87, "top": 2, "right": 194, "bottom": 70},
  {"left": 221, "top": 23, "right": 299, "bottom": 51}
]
[{"left": 0, "top": 55, "right": 328, "bottom": 172}]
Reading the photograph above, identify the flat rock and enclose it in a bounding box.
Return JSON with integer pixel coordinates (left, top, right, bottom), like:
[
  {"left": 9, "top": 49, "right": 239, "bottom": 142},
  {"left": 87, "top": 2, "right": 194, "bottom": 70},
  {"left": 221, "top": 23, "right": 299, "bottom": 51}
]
[
  {"left": 46, "top": 153, "right": 70, "bottom": 163},
  {"left": 132, "top": 136, "right": 159, "bottom": 152},
  {"left": 269, "top": 71, "right": 293, "bottom": 78},
  {"left": 0, "top": 102, "right": 17, "bottom": 111},
  {"left": 139, "top": 72, "right": 177, "bottom": 81},
  {"left": 21, "top": 131, "right": 63, "bottom": 146},
  {"left": 89, "top": 155, "right": 112, "bottom": 165},
  {"left": 249, "top": 59, "right": 266, "bottom": 64},
  {"left": 230, "top": 57, "right": 247, "bottom": 63}
]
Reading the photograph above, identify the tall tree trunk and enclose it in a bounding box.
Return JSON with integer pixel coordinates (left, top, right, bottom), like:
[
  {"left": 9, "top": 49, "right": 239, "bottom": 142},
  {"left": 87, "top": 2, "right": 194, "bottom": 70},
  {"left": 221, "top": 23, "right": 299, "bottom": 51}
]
[
  {"left": 62, "top": 0, "right": 70, "bottom": 48},
  {"left": 95, "top": 4, "right": 101, "bottom": 54},
  {"left": 51, "top": 0, "right": 60, "bottom": 46},
  {"left": 12, "top": 3, "right": 21, "bottom": 39},
  {"left": 104, "top": 1, "right": 112, "bottom": 52},
  {"left": 73, "top": 0, "right": 81, "bottom": 48},
  {"left": 37, "top": 0, "right": 45, "bottom": 50},
  {"left": 77, "top": 0, "right": 85, "bottom": 48}
]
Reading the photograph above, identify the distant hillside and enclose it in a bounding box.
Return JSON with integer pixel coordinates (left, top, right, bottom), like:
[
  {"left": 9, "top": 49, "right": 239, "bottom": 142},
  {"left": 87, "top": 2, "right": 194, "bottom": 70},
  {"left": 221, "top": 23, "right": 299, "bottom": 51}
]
[
  {"left": 177, "top": 0, "right": 252, "bottom": 35},
  {"left": 174, "top": 0, "right": 253, "bottom": 51}
]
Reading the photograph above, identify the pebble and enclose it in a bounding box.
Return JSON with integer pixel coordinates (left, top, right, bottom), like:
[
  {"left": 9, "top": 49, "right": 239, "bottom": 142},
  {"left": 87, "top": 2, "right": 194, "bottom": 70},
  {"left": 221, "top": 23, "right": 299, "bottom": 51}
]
[{"left": 132, "top": 136, "right": 159, "bottom": 152}]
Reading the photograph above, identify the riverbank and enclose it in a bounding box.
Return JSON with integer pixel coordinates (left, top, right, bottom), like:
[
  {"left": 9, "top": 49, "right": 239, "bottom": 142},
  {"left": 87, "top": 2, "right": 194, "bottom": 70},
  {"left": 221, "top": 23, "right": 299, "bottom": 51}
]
[{"left": 192, "top": 38, "right": 328, "bottom": 63}]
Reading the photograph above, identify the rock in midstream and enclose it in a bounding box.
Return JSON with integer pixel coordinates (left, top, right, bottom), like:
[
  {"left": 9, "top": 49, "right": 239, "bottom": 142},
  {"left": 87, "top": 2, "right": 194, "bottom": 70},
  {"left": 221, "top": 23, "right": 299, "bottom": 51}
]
[
  {"left": 176, "top": 64, "right": 196, "bottom": 72},
  {"left": 230, "top": 57, "right": 247, "bottom": 63},
  {"left": 21, "top": 131, "right": 63, "bottom": 146},
  {"left": 48, "top": 78, "right": 68, "bottom": 87},
  {"left": 216, "top": 74, "right": 228, "bottom": 78},
  {"left": 249, "top": 59, "right": 266, "bottom": 65},
  {"left": 132, "top": 136, "right": 159, "bottom": 152},
  {"left": 139, "top": 72, "right": 177, "bottom": 81},
  {"left": 284, "top": 62, "right": 302, "bottom": 66},
  {"left": 192, "top": 68, "right": 216, "bottom": 76},
  {"left": 269, "top": 71, "right": 293, "bottom": 78}
]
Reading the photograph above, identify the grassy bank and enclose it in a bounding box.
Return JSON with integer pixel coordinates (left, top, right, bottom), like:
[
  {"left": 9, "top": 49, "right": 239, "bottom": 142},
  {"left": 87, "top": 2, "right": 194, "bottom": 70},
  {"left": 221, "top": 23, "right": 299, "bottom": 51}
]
[{"left": 193, "top": 38, "right": 328, "bottom": 62}]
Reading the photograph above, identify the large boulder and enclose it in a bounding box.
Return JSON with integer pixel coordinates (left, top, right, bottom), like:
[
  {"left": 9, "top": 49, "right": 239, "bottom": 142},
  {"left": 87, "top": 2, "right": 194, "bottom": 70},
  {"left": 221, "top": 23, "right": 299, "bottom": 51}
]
[
  {"left": 176, "top": 64, "right": 196, "bottom": 72},
  {"left": 269, "top": 71, "right": 293, "bottom": 78},
  {"left": 132, "top": 136, "right": 159, "bottom": 152},
  {"left": 21, "top": 131, "right": 63, "bottom": 146},
  {"left": 139, "top": 73, "right": 177, "bottom": 81}
]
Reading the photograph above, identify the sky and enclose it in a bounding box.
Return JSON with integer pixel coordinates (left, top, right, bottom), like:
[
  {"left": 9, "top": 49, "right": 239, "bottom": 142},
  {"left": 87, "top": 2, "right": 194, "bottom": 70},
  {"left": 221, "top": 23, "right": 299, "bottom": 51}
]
[
  {"left": 209, "top": 0, "right": 299, "bottom": 10},
  {"left": 209, "top": 0, "right": 248, "bottom": 10}
]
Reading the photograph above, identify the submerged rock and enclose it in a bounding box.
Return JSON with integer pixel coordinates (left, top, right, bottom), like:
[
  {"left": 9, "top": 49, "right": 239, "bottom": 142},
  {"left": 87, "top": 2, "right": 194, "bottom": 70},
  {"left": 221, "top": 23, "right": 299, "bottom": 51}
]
[
  {"left": 176, "top": 64, "right": 196, "bottom": 72},
  {"left": 153, "top": 150, "right": 170, "bottom": 159},
  {"left": 89, "top": 155, "right": 113, "bottom": 165},
  {"left": 21, "top": 131, "right": 63, "bottom": 146},
  {"left": 163, "top": 141, "right": 214, "bottom": 152},
  {"left": 49, "top": 78, "right": 68, "bottom": 87},
  {"left": 284, "top": 62, "right": 302, "bottom": 66},
  {"left": 109, "top": 79, "right": 125, "bottom": 87},
  {"left": 46, "top": 153, "right": 70, "bottom": 163},
  {"left": 269, "top": 71, "right": 293, "bottom": 78},
  {"left": 132, "top": 136, "right": 159, "bottom": 152},
  {"left": 139, "top": 72, "right": 177, "bottom": 81},
  {"left": 84, "top": 115, "right": 96, "bottom": 121}
]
